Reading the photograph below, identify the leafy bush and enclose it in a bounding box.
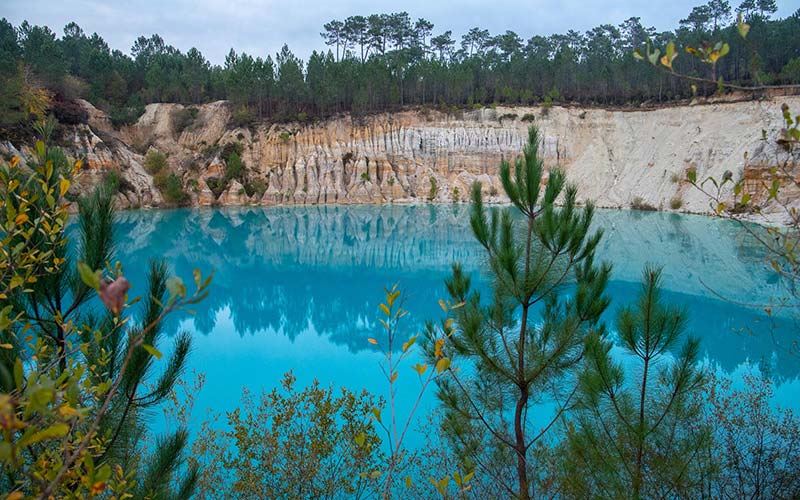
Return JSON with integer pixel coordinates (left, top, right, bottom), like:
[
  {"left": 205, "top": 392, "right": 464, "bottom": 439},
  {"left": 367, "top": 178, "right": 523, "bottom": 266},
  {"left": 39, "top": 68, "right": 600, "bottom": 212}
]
[
  {"left": 225, "top": 152, "right": 245, "bottom": 182},
  {"left": 51, "top": 97, "right": 88, "bottom": 125},
  {"left": 230, "top": 106, "right": 254, "bottom": 128},
  {"left": 452, "top": 186, "right": 460, "bottom": 202},
  {"left": 220, "top": 141, "right": 244, "bottom": 162},
  {"left": 427, "top": 176, "right": 438, "bottom": 202},
  {"left": 521, "top": 113, "right": 536, "bottom": 122},
  {"left": 499, "top": 113, "right": 518, "bottom": 121},
  {"left": 171, "top": 106, "right": 197, "bottom": 136},
  {"left": 109, "top": 102, "right": 145, "bottom": 128},
  {"left": 154, "top": 171, "right": 188, "bottom": 205},
  {"left": 104, "top": 169, "right": 134, "bottom": 194},
  {"left": 670, "top": 195, "right": 683, "bottom": 209},
  {"left": 144, "top": 149, "right": 167, "bottom": 175},
  {"left": 191, "top": 372, "right": 384, "bottom": 499},
  {"left": 245, "top": 178, "right": 267, "bottom": 198},
  {"left": 206, "top": 177, "right": 227, "bottom": 199},
  {"left": 360, "top": 171, "right": 370, "bottom": 181}
]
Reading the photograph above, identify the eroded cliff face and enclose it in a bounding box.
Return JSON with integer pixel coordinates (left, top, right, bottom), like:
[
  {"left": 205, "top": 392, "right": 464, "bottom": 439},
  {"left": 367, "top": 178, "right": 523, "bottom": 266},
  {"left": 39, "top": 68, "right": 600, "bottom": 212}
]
[{"left": 6, "top": 96, "right": 799, "bottom": 217}]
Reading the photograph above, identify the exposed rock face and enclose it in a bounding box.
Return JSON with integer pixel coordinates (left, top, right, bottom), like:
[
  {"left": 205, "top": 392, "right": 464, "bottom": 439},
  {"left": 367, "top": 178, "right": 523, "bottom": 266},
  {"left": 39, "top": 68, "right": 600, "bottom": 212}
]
[{"left": 4, "top": 97, "right": 799, "bottom": 218}]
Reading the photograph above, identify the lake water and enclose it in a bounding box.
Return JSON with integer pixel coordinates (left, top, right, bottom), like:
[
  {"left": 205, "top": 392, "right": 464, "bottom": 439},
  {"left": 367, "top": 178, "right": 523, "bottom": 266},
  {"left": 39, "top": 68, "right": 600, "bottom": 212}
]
[{"left": 110, "top": 205, "right": 800, "bottom": 445}]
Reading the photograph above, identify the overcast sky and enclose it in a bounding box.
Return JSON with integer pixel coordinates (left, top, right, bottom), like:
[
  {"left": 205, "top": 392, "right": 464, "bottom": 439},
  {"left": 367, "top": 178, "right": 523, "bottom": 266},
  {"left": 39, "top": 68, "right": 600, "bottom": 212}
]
[{"left": 3, "top": 0, "right": 799, "bottom": 64}]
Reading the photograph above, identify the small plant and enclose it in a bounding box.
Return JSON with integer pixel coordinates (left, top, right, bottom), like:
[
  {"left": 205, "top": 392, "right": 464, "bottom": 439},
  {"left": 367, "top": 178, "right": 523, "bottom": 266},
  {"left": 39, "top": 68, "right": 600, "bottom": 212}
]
[
  {"left": 245, "top": 178, "right": 267, "bottom": 198},
  {"left": 220, "top": 141, "right": 244, "bottom": 162},
  {"left": 144, "top": 149, "right": 167, "bottom": 175},
  {"left": 230, "top": 106, "right": 254, "bottom": 128},
  {"left": 670, "top": 172, "right": 681, "bottom": 183},
  {"left": 171, "top": 107, "right": 197, "bottom": 136},
  {"left": 224, "top": 152, "right": 245, "bottom": 182},
  {"left": 360, "top": 171, "right": 370, "bottom": 182},
  {"left": 499, "top": 113, "right": 518, "bottom": 121},
  {"left": 428, "top": 176, "right": 438, "bottom": 202},
  {"left": 452, "top": 186, "right": 460, "bottom": 202},
  {"left": 387, "top": 177, "right": 395, "bottom": 186},
  {"left": 278, "top": 131, "right": 292, "bottom": 143},
  {"left": 578, "top": 111, "right": 587, "bottom": 119},
  {"left": 154, "top": 171, "right": 189, "bottom": 205},
  {"left": 670, "top": 195, "right": 683, "bottom": 209},
  {"left": 521, "top": 113, "right": 536, "bottom": 122},
  {"left": 631, "top": 196, "right": 657, "bottom": 211},
  {"left": 489, "top": 185, "right": 499, "bottom": 197}
]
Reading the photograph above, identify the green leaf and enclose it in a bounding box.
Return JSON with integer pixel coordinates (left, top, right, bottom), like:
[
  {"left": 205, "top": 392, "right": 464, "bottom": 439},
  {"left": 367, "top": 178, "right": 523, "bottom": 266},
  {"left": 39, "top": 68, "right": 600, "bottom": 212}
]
[
  {"left": 18, "top": 423, "right": 69, "bottom": 447},
  {"left": 77, "top": 262, "right": 100, "bottom": 290},
  {"left": 686, "top": 169, "right": 697, "bottom": 184},
  {"left": 354, "top": 432, "right": 366, "bottom": 447},
  {"left": 142, "top": 344, "right": 163, "bottom": 359}
]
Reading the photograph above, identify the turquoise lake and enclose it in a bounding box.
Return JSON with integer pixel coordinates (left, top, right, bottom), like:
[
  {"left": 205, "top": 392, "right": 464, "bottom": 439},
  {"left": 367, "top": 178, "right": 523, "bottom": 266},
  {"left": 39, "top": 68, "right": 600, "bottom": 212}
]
[{"left": 109, "top": 205, "right": 800, "bottom": 442}]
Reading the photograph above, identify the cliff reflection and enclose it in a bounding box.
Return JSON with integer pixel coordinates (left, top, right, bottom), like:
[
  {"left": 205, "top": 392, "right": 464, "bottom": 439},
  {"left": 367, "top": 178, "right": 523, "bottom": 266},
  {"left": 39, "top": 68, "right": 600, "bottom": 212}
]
[{"left": 113, "top": 205, "right": 796, "bottom": 379}]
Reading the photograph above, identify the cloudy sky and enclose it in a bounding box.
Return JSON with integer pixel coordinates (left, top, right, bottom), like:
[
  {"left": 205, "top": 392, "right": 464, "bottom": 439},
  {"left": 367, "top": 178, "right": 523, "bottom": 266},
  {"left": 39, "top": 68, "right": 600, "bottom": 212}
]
[{"left": 3, "top": 0, "right": 799, "bottom": 64}]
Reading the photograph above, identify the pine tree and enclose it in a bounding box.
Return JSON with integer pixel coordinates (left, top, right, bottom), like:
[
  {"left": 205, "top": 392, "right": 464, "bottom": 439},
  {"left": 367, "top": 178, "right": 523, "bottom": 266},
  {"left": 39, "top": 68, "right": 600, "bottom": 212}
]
[
  {"left": 3, "top": 123, "right": 199, "bottom": 497},
  {"left": 562, "top": 266, "right": 707, "bottom": 499},
  {"left": 427, "top": 125, "right": 611, "bottom": 500}
]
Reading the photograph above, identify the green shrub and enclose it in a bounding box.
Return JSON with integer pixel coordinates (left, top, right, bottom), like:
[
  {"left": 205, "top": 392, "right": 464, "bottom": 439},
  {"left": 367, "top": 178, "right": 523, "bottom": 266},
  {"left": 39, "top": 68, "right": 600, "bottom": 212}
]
[
  {"left": 670, "top": 195, "right": 683, "bottom": 209},
  {"left": 428, "top": 176, "right": 438, "bottom": 201},
  {"left": 342, "top": 151, "right": 354, "bottom": 165},
  {"left": 105, "top": 169, "right": 134, "bottom": 194},
  {"left": 360, "top": 171, "right": 370, "bottom": 182},
  {"left": 206, "top": 177, "right": 228, "bottom": 199},
  {"left": 521, "top": 113, "right": 536, "bottom": 122},
  {"left": 154, "top": 171, "right": 188, "bottom": 205},
  {"left": 499, "top": 113, "right": 518, "bottom": 121},
  {"left": 245, "top": 178, "right": 267, "bottom": 198},
  {"left": 230, "top": 106, "right": 254, "bottom": 128},
  {"left": 171, "top": 107, "right": 197, "bottom": 136},
  {"left": 144, "top": 149, "right": 167, "bottom": 175},
  {"left": 220, "top": 141, "right": 244, "bottom": 162},
  {"left": 452, "top": 186, "right": 460, "bottom": 202},
  {"left": 225, "top": 152, "right": 245, "bottom": 182}
]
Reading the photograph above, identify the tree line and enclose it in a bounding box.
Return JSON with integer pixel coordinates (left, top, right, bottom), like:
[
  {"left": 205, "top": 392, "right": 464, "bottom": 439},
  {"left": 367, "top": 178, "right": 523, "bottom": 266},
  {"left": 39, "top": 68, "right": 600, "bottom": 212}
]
[{"left": 0, "top": 0, "right": 799, "bottom": 136}]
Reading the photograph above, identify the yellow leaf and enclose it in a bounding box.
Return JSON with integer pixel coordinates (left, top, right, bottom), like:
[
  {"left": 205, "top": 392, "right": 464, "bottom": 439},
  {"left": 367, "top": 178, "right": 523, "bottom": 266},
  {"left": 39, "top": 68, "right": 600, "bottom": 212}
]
[
  {"left": 412, "top": 363, "right": 428, "bottom": 376},
  {"left": 434, "top": 338, "right": 444, "bottom": 358},
  {"left": 402, "top": 334, "right": 417, "bottom": 352},
  {"left": 14, "top": 213, "right": 28, "bottom": 225},
  {"left": 390, "top": 371, "right": 398, "bottom": 383},
  {"left": 0, "top": 344, "right": 13, "bottom": 349},
  {"left": 6, "top": 492, "right": 24, "bottom": 500},
  {"left": 436, "top": 357, "right": 451, "bottom": 374},
  {"left": 438, "top": 299, "right": 447, "bottom": 312},
  {"left": 59, "top": 178, "right": 70, "bottom": 196},
  {"left": 9, "top": 157, "right": 19, "bottom": 169},
  {"left": 367, "top": 338, "right": 378, "bottom": 345},
  {"left": 379, "top": 303, "right": 390, "bottom": 316},
  {"left": 405, "top": 476, "right": 412, "bottom": 488}
]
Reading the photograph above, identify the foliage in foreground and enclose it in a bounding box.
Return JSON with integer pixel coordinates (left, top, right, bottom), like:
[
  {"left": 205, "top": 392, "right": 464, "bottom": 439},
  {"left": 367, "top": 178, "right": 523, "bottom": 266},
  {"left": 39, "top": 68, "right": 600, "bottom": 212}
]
[{"left": 0, "top": 128, "right": 210, "bottom": 498}]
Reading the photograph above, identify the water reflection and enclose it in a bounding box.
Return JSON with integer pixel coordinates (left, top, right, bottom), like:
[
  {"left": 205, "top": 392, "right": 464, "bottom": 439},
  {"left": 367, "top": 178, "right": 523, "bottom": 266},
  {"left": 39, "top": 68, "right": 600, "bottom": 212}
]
[{"left": 112, "top": 205, "right": 797, "bottom": 383}]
